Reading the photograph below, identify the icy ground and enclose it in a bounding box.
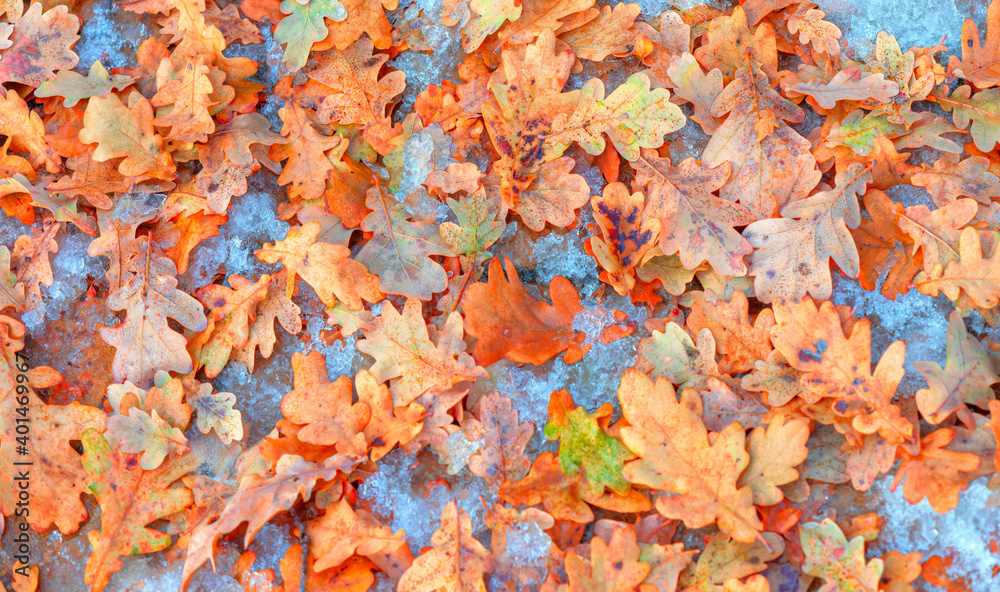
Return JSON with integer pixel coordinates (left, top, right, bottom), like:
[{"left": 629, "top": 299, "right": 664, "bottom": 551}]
[{"left": 1, "top": 0, "right": 998, "bottom": 591}]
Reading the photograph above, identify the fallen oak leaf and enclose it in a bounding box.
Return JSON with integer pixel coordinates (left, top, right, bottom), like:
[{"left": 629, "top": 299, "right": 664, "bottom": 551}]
[
  {"left": 914, "top": 311, "right": 998, "bottom": 425},
  {"left": 564, "top": 525, "right": 653, "bottom": 592},
  {"left": 467, "top": 392, "right": 533, "bottom": 489},
  {"left": 914, "top": 226, "right": 1000, "bottom": 309},
  {"left": 35, "top": 60, "right": 137, "bottom": 107},
  {"left": 800, "top": 518, "right": 884, "bottom": 592},
  {"left": 544, "top": 389, "right": 634, "bottom": 496},
  {"left": 104, "top": 407, "right": 189, "bottom": 470},
  {"left": 634, "top": 152, "right": 752, "bottom": 277},
  {"left": 356, "top": 298, "right": 485, "bottom": 406},
  {"left": 78, "top": 92, "right": 176, "bottom": 180},
  {"left": 356, "top": 369, "right": 424, "bottom": 461},
  {"left": 463, "top": 256, "right": 589, "bottom": 366},
  {"left": 310, "top": 37, "right": 406, "bottom": 155},
  {"left": 618, "top": 369, "right": 764, "bottom": 544},
  {"left": 356, "top": 182, "right": 455, "bottom": 300},
  {"left": 280, "top": 351, "right": 370, "bottom": 453},
  {"left": 737, "top": 416, "right": 810, "bottom": 506},
  {"left": 0, "top": 3, "right": 79, "bottom": 87},
  {"left": 306, "top": 498, "right": 408, "bottom": 572},
  {"left": 257, "top": 222, "right": 382, "bottom": 310},
  {"left": 585, "top": 181, "right": 660, "bottom": 296},
  {"left": 101, "top": 240, "right": 208, "bottom": 386},
  {"left": 398, "top": 501, "right": 495, "bottom": 592},
  {"left": 82, "top": 428, "right": 197, "bottom": 592},
  {"left": 788, "top": 71, "right": 899, "bottom": 109},
  {"left": 947, "top": 0, "right": 1000, "bottom": 89},
  {"left": 181, "top": 453, "right": 359, "bottom": 589},
  {"left": 546, "top": 72, "right": 686, "bottom": 161},
  {"left": 185, "top": 382, "right": 243, "bottom": 445},
  {"left": 273, "top": 0, "right": 347, "bottom": 71},
  {"left": 743, "top": 162, "right": 871, "bottom": 303}
]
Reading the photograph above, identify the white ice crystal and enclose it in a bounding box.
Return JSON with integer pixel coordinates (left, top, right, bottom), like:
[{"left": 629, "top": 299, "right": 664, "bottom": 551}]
[
  {"left": 357, "top": 449, "right": 494, "bottom": 554},
  {"left": 76, "top": 0, "right": 151, "bottom": 70},
  {"left": 830, "top": 274, "right": 953, "bottom": 397},
  {"left": 873, "top": 478, "right": 999, "bottom": 591},
  {"left": 817, "top": 0, "right": 986, "bottom": 55}
]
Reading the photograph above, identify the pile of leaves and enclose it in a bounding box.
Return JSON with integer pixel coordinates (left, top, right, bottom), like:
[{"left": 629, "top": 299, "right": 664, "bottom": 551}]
[{"left": 1, "top": 0, "right": 1000, "bottom": 590}]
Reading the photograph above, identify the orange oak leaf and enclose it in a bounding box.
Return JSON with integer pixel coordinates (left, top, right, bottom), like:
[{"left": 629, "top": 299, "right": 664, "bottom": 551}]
[
  {"left": 851, "top": 189, "right": 921, "bottom": 299},
  {"left": 507, "top": 156, "right": 591, "bottom": 232},
  {"left": 558, "top": 2, "right": 638, "bottom": 62},
  {"left": 151, "top": 56, "right": 216, "bottom": 143},
  {"left": 231, "top": 271, "right": 302, "bottom": 372},
  {"left": 585, "top": 181, "right": 660, "bottom": 296},
  {"left": 743, "top": 163, "right": 871, "bottom": 302},
  {"left": 546, "top": 72, "right": 686, "bottom": 161},
  {"left": 788, "top": 71, "right": 899, "bottom": 109},
  {"left": 319, "top": 0, "right": 397, "bottom": 51},
  {"left": 947, "top": 0, "right": 1000, "bottom": 89},
  {"left": 78, "top": 92, "right": 176, "bottom": 180},
  {"left": 693, "top": 6, "right": 777, "bottom": 80},
  {"left": 481, "top": 30, "right": 576, "bottom": 204},
  {"left": 157, "top": 207, "right": 227, "bottom": 274},
  {"left": 397, "top": 501, "right": 496, "bottom": 592},
  {"left": 914, "top": 227, "right": 1000, "bottom": 309},
  {"left": 911, "top": 154, "right": 1000, "bottom": 207},
  {"left": 356, "top": 185, "right": 455, "bottom": 300},
  {"left": 686, "top": 290, "right": 774, "bottom": 374},
  {"left": 270, "top": 101, "right": 345, "bottom": 202},
  {"left": 463, "top": 256, "right": 589, "bottom": 366},
  {"left": 770, "top": 297, "right": 913, "bottom": 444},
  {"left": 0, "top": 326, "right": 106, "bottom": 534},
  {"left": 181, "top": 454, "right": 359, "bottom": 589},
  {"left": 356, "top": 298, "right": 485, "bottom": 406},
  {"left": 666, "top": 53, "right": 723, "bottom": 134},
  {"left": 46, "top": 153, "right": 131, "bottom": 211},
  {"left": 194, "top": 274, "right": 271, "bottom": 378},
  {"left": 280, "top": 351, "right": 370, "bottom": 453},
  {"left": 310, "top": 37, "right": 406, "bottom": 155},
  {"left": 441, "top": 0, "right": 521, "bottom": 52},
  {"left": 0, "top": 3, "right": 79, "bottom": 87},
  {"left": 618, "top": 369, "right": 763, "bottom": 543},
  {"left": 0, "top": 90, "right": 61, "bottom": 174},
  {"left": 564, "top": 525, "right": 653, "bottom": 592},
  {"left": 897, "top": 198, "right": 977, "bottom": 273},
  {"left": 11, "top": 220, "right": 58, "bottom": 313},
  {"left": 879, "top": 551, "right": 923, "bottom": 592},
  {"left": 257, "top": 222, "right": 381, "bottom": 309},
  {"left": 82, "top": 428, "right": 197, "bottom": 592},
  {"left": 306, "top": 498, "right": 407, "bottom": 572},
  {"left": 634, "top": 151, "right": 752, "bottom": 276},
  {"left": 467, "top": 392, "right": 533, "bottom": 489},
  {"left": 678, "top": 530, "right": 784, "bottom": 591},
  {"left": 104, "top": 407, "right": 189, "bottom": 470},
  {"left": 702, "top": 54, "right": 817, "bottom": 220},
  {"left": 737, "top": 416, "right": 810, "bottom": 506},
  {"left": 785, "top": 7, "right": 842, "bottom": 56},
  {"left": 356, "top": 369, "right": 424, "bottom": 461},
  {"left": 101, "top": 238, "right": 208, "bottom": 385},
  {"left": 496, "top": 0, "right": 595, "bottom": 45},
  {"left": 631, "top": 11, "right": 689, "bottom": 88},
  {"left": 498, "top": 451, "right": 650, "bottom": 523},
  {"left": 915, "top": 311, "right": 999, "bottom": 425}
]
